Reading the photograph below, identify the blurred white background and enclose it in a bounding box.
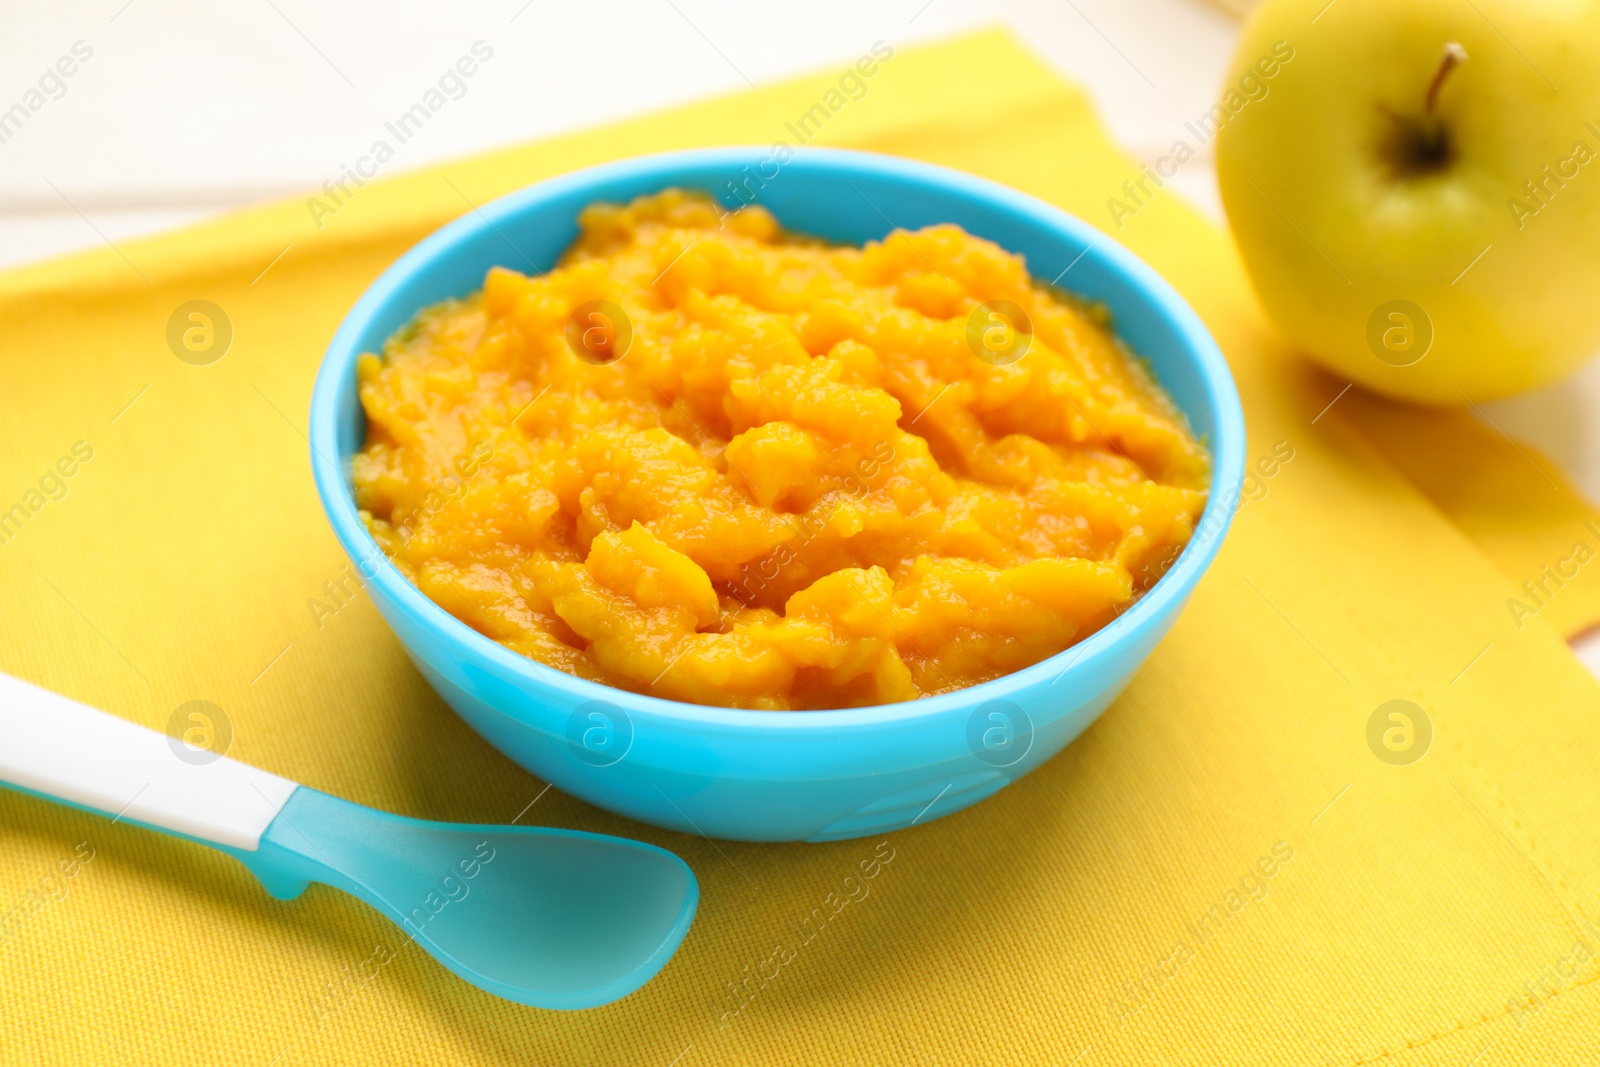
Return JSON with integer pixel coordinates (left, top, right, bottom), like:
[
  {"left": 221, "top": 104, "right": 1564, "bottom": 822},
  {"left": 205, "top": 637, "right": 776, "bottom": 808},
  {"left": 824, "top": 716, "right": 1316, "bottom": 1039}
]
[
  {"left": 0, "top": 0, "right": 1238, "bottom": 265},
  {"left": 6, "top": 0, "right": 1600, "bottom": 666}
]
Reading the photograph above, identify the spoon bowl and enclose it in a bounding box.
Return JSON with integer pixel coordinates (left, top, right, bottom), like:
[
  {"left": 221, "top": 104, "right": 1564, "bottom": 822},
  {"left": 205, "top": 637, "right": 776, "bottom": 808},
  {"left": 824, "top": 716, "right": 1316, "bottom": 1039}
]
[{"left": 242, "top": 788, "right": 699, "bottom": 1009}]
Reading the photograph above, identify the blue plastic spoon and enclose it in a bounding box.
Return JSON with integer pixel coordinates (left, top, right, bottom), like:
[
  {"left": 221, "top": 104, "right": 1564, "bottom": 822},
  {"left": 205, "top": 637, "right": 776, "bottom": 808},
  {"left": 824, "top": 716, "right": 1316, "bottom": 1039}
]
[{"left": 0, "top": 671, "right": 697, "bottom": 1009}]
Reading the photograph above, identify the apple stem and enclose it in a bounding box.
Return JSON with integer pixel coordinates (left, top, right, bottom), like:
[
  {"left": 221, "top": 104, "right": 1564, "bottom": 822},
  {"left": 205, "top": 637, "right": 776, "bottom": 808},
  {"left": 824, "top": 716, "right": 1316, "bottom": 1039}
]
[{"left": 1425, "top": 42, "right": 1468, "bottom": 114}]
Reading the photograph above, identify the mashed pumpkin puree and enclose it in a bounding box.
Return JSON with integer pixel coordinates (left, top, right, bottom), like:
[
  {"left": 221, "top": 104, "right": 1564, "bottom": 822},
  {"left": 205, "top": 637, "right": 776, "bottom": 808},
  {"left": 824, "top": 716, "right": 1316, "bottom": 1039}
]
[{"left": 353, "top": 191, "right": 1210, "bottom": 710}]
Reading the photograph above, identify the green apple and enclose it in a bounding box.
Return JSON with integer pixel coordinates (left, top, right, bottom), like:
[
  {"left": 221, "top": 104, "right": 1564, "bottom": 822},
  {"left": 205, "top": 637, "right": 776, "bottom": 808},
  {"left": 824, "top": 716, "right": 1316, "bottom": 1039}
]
[{"left": 1215, "top": 0, "right": 1600, "bottom": 403}]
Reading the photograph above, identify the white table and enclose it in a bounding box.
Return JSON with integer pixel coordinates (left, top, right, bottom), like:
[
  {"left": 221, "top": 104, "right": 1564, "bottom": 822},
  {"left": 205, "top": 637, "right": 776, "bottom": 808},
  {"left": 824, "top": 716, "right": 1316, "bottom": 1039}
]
[
  {"left": 0, "top": 1, "right": 1238, "bottom": 265},
  {"left": 7, "top": 0, "right": 1598, "bottom": 668}
]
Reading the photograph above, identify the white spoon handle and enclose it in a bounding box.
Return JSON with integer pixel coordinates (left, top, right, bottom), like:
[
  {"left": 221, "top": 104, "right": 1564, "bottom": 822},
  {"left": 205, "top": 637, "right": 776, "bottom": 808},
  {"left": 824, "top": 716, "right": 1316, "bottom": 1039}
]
[{"left": 0, "top": 672, "right": 297, "bottom": 851}]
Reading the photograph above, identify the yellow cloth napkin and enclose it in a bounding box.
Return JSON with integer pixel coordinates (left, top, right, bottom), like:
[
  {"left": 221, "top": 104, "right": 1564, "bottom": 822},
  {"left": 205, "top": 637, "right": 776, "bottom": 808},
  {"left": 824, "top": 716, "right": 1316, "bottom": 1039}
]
[
  {"left": 1339, "top": 389, "right": 1600, "bottom": 640},
  {"left": 6, "top": 28, "right": 1600, "bottom": 1066}
]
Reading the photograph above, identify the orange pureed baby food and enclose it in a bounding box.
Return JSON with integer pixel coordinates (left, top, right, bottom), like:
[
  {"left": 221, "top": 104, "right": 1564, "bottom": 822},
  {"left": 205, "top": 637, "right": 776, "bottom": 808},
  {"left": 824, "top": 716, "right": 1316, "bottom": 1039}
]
[{"left": 353, "top": 191, "right": 1210, "bottom": 709}]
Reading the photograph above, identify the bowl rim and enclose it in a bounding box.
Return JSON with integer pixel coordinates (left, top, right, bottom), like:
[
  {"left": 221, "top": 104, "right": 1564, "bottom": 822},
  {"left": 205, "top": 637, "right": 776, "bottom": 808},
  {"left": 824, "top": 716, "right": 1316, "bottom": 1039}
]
[{"left": 309, "top": 145, "right": 1246, "bottom": 733}]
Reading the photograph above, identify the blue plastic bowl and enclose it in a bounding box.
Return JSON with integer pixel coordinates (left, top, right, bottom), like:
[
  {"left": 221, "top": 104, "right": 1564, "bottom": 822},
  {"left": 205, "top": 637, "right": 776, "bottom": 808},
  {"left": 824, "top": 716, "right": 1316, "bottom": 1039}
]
[{"left": 310, "top": 147, "right": 1245, "bottom": 843}]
